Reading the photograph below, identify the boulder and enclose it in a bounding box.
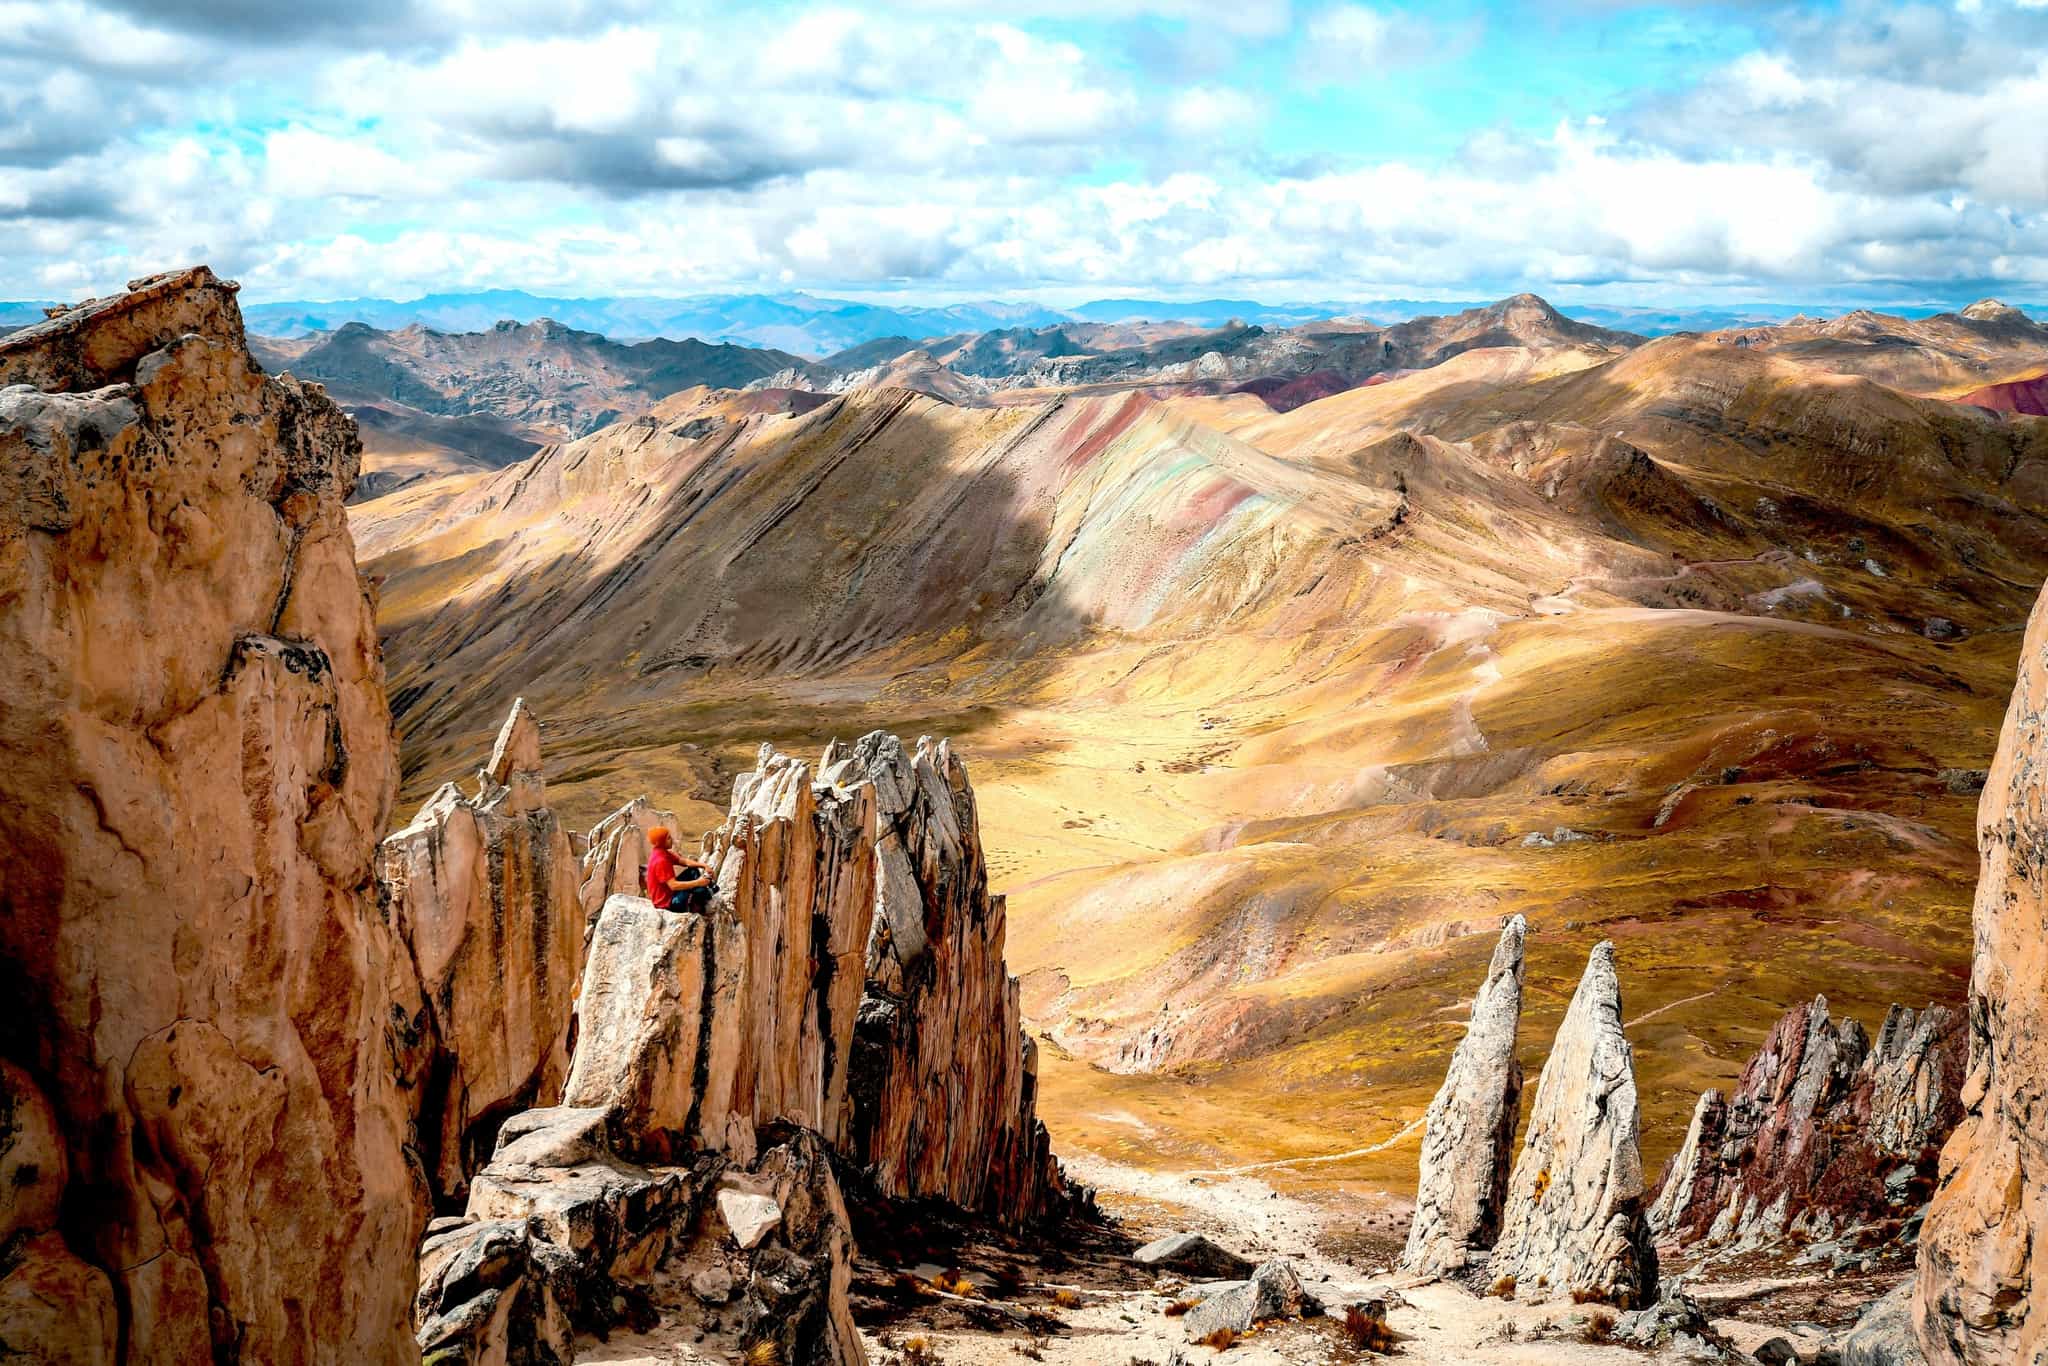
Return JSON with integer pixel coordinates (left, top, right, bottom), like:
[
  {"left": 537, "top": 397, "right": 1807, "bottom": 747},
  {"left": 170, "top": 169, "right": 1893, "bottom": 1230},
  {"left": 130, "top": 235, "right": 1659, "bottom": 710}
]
[
  {"left": 1916, "top": 578, "right": 2048, "bottom": 1366},
  {"left": 825, "top": 733, "right": 1070, "bottom": 1222},
  {"left": 1489, "top": 941, "right": 1657, "bottom": 1307},
  {"left": 0, "top": 267, "right": 425, "bottom": 1363},
  {"left": 1400, "top": 913, "right": 1527, "bottom": 1277},
  {"left": 1847, "top": 1282, "right": 1928, "bottom": 1366},
  {"left": 379, "top": 698, "right": 585, "bottom": 1204},
  {"left": 1181, "top": 1259, "right": 1323, "bottom": 1341},
  {"left": 1133, "top": 1232, "right": 1255, "bottom": 1279}
]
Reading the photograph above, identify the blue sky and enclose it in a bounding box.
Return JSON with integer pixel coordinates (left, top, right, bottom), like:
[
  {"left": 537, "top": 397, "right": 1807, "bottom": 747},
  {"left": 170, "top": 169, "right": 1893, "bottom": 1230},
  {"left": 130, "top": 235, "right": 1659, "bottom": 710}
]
[{"left": 3, "top": 0, "right": 2046, "bottom": 306}]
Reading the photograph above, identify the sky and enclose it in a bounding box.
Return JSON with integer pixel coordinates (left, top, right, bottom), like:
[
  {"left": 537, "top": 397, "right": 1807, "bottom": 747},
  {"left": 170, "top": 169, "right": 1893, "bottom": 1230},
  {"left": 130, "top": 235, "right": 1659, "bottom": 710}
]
[{"left": 4, "top": 0, "right": 2048, "bottom": 307}]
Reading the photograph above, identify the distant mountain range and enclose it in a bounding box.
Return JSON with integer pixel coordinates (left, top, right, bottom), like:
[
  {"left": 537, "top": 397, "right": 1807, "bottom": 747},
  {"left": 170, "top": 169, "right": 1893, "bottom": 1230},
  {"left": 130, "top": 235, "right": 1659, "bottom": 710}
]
[{"left": 4, "top": 289, "right": 2042, "bottom": 358}]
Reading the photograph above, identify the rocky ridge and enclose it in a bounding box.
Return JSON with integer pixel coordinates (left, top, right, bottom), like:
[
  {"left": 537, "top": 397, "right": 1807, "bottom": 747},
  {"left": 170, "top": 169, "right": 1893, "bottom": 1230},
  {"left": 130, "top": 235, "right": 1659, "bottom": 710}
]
[
  {"left": 1653, "top": 996, "right": 1964, "bottom": 1257},
  {"left": 419, "top": 733, "right": 1075, "bottom": 1361}
]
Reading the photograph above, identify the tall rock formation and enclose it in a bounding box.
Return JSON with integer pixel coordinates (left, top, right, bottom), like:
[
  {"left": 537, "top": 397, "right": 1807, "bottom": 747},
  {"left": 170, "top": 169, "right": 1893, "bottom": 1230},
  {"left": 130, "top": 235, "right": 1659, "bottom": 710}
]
[
  {"left": 823, "top": 733, "right": 1064, "bottom": 1222},
  {"left": 1401, "top": 913, "right": 1528, "bottom": 1277},
  {"left": 564, "top": 743, "right": 878, "bottom": 1161},
  {"left": 1656, "top": 997, "right": 1963, "bottom": 1250},
  {"left": 577, "top": 794, "right": 676, "bottom": 945},
  {"left": 0, "top": 269, "right": 424, "bottom": 1361},
  {"left": 377, "top": 697, "right": 584, "bottom": 1205},
  {"left": 1490, "top": 941, "right": 1656, "bottom": 1307},
  {"left": 1916, "top": 582, "right": 2048, "bottom": 1366}
]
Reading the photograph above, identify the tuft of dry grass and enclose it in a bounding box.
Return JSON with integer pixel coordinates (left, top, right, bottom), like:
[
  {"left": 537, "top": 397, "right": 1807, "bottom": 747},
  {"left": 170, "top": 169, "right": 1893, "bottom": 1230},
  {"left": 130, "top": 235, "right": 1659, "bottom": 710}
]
[
  {"left": 1196, "top": 1326, "right": 1239, "bottom": 1351},
  {"left": 1342, "top": 1304, "right": 1397, "bottom": 1353},
  {"left": 1164, "top": 1298, "right": 1199, "bottom": 1317},
  {"left": 935, "top": 1269, "right": 980, "bottom": 1298},
  {"left": 898, "top": 1335, "right": 943, "bottom": 1366},
  {"left": 745, "top": 1343, "right": 784, "bottom": 1366},
  {"left": 1488, "top": 1276, "right": 1517, "bottom": 1300},
  {"left": 1052, "top": 1288, "right": 1082, "bottom": 1309},
  {"left": 1582, "top": 1310, "right": 1617, "bottom": 1345}
]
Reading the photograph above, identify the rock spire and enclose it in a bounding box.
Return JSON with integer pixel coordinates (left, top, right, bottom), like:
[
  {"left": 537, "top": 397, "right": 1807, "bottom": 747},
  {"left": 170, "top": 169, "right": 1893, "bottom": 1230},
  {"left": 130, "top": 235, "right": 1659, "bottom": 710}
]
[
  {"left": 1400, "top": 913, "right": 1527, "bottom": 1277},
  {"left": 1489, "top": 940, "right": 1656, "bottom": 1307}
]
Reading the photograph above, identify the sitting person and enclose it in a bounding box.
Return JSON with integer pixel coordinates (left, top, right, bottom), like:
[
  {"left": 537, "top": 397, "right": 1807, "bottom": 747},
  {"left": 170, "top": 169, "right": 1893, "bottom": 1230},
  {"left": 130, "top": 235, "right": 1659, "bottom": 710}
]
[{"left": 645, "top": 826, "right": 714, "bottom": 913}]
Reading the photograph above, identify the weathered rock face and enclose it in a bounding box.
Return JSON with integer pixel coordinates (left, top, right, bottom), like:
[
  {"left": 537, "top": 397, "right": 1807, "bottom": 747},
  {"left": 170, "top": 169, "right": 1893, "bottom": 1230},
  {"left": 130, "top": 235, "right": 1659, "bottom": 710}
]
[
  {"left": 1648, "top": 1090, "right": 1724, "bottom": 1237},
  {"left": 578, "top": 794, "right": 676, "bottom": 945},
  {"left": 378, "top": 697, "right": 585, "bottom": 1205},
  {"left": 1656, "top": 996, "right": 1964, "bottom": 1250},
  {"left": 0, "top": 269, "right": 424, "bottom": 1361},
  {"left": 417, "top": 1110, "right": 859, "bottom": 1366},
  {"left": 1916, "top": 580, "right": 2048, "bottom": 1366},
  {"left": 1401, "top": 913, "right": 1527, "bottom": 1277},
  {"left": 1490, "top": 941, "right": 1656, "bottom": 1307},
  {"left": 822, "top": 733, "right": 1065, "bottom": 1222},
  {"left": 564, "top": 743, "right": 878, "bottom": 1161}
]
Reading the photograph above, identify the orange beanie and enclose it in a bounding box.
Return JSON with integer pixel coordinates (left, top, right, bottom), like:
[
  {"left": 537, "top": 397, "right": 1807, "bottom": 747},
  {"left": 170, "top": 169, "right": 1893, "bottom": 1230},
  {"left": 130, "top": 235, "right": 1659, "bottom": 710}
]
[{"left": 647, "top": 826, "right": 672, "bottom": 849}]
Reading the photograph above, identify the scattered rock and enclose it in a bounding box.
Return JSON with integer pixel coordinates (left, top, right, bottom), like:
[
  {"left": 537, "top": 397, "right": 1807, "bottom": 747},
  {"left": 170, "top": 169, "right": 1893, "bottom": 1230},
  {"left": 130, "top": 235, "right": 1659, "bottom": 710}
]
[
  {"left": 1841, "top": 1281, "right": 1926, "bottom": 1365},
  {"left": 1401, "top": 913, "right": 1526, "bottom": 1278},
  {"left": 1490, "top": 940, "right": 1657, "bottom": 1307},
  {"left": 1133, "top": 1232, "right": 1254, "bottom": 1279},
  {"left": 1181, "top": 1259, "right": 1323, "bottom": 1341},
  {"left": 718, "top": 1190, "right": 784, "bottom": 1250}
]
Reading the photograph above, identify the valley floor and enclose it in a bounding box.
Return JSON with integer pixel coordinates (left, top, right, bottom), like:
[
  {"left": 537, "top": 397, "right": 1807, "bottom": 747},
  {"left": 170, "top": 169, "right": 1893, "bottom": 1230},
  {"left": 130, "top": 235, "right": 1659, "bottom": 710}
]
[{"left": 577, "top": 1141, "right": 1904, "bottom": 1365}]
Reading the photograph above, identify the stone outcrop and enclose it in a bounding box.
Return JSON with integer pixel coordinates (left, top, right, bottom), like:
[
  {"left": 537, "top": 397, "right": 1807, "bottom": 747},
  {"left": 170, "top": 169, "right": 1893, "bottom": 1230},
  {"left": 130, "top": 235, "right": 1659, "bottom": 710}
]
[
  {"left": 1489, "top": 941, "right": 1656, "bottom": 1307},
  {"left": 417, "top": 1111, "right": 859, "bottom": 1366},
  {"left": 1654, "top": 996, "right": 1964, "bottom": 1251},
  {"left": 577, "top": 794, "right": 676, "bottom": 945},
  {"left": 1916, "top": 580, "right": 2048, "bottom": 1366},
  {"left": 1401, "top": 913, "right": 1527, "bottom": 1278},
  {"left": 379, "top": 698, "right": 584, "bottom": 1205},
  {"left": 1649, "top": 1090, "right": 1724, "bottom": 1236},
  {"left": 563, "top": 743, "right": 878, "bottom": 1161},
  {"left": 1133, "top": 1232, "right": 1255, "bottom": 1279},
  {"left": 0, "top": 268, "right": 424, "bottom": 1360},
  {"left": 822, "top": 733, "right": 1065, "bottom": 1222}
]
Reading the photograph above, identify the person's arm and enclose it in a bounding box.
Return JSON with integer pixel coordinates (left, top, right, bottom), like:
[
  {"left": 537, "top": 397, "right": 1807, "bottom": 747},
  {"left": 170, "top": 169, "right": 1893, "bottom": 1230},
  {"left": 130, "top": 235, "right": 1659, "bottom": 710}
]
[{"left": 670, "top": 856, "right": 714, "bottom": 892}]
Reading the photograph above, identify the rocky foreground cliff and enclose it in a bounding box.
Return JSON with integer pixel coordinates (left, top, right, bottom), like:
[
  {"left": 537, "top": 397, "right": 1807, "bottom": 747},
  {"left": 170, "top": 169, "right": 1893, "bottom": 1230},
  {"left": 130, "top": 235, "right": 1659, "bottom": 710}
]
[
  {"left": 0, "top": 269, "right": 423, "bottom": 1361},
  {"left": 0, "top": 270, "right": 1071, "bottom": 1365}
]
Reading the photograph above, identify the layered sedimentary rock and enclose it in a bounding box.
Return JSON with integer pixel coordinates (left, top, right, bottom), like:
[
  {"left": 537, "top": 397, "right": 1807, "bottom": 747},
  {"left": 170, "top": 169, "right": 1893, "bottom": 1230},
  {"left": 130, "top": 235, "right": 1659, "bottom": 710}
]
[
  {"left": 378, "top": 698, "right": 584, "bottom": 1204},
  {"left": 822, "top": 733, "right": 1064, "bottom": 1222},
  {"left": 1655, "top": 996, "right": 1964, "bottom": 1250},
  {"left": 1401, "top": 914, "right": 1527, "bottom": 1277},
  {"left": 1490, "top": 941, "right": 1656, "bottom": 1306},
  {"left": 0, "top": 269, "right": 424, "bottom": 1361},
  {"left": 1916, "top": 581, "right": 2048, "bottom": 1366}
]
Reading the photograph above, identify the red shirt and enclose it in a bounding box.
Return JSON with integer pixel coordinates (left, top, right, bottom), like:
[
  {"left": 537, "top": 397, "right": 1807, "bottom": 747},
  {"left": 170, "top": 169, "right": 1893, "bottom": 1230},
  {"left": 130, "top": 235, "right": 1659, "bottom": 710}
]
[{"left": 647, "top": 847, "right": 678, "bottom": 909}]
